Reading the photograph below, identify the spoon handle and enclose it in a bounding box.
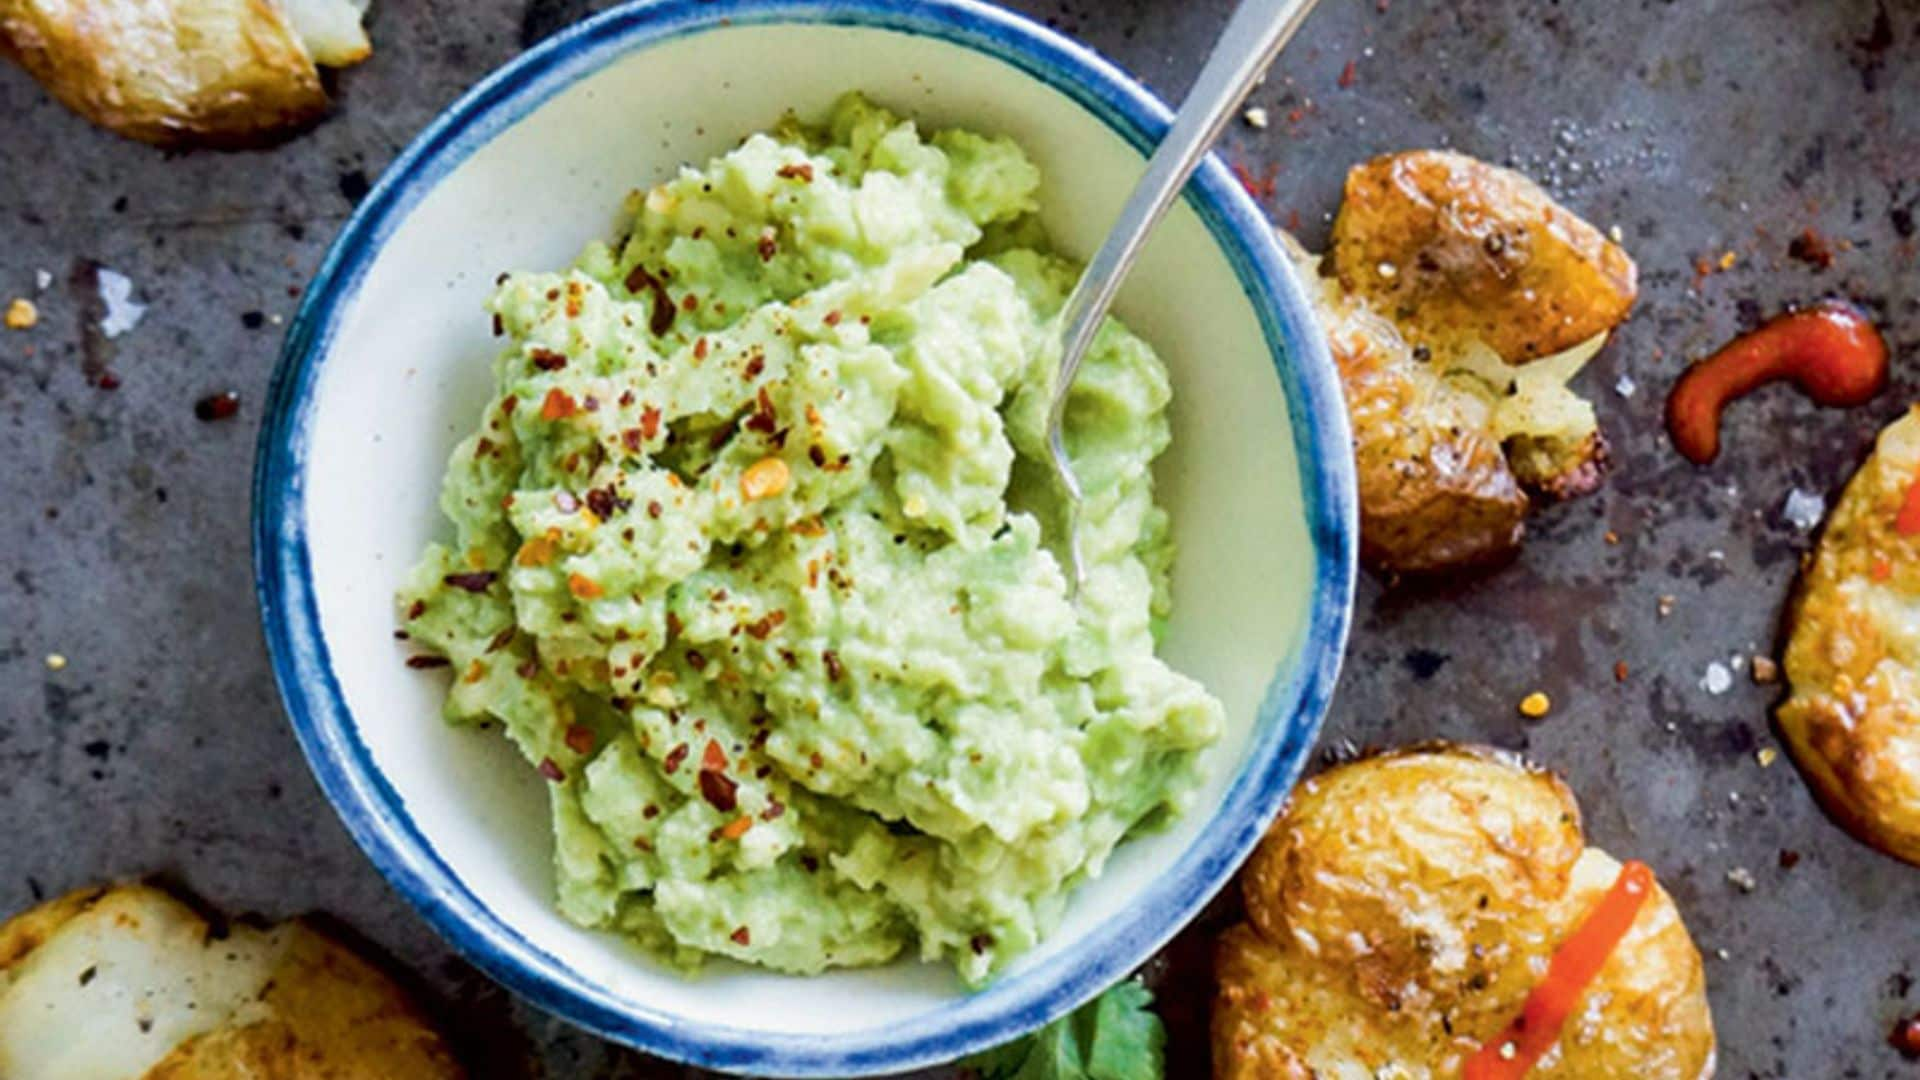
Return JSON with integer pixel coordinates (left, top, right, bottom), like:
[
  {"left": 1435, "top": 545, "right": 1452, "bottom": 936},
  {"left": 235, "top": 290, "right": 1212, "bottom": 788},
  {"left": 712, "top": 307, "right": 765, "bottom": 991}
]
[
  {"left": 1046, "top": 0, "right": 1322, "bottom": 589},
  {"left": 1048, "top": 0, "right": 1320, "bottom": 418}
]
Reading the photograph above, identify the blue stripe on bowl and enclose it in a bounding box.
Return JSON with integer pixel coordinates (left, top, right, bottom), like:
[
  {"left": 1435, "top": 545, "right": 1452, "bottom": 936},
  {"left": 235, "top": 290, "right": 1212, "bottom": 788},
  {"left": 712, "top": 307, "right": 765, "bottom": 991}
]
[{"left": 252, "top": 0, "right": 1357, "bottom": 1074}]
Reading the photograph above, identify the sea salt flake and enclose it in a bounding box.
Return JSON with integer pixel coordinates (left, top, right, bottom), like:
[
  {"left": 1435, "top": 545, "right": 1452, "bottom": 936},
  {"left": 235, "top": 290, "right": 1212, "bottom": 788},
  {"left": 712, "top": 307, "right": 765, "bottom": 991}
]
[
  {"left": 1701, "top": 661, "right": 1732, "bottom": 695},
  {"left": 34, "top": 269, "right": 52, "bottom": 292},
  {"left": 1782, "top": 488, "right": 1825, "bottom": 532},
  {"left": 97, "top": 269, "right": 146, "bottom": 339},
  {"left": 1614, "top": 373, "right": 1637, "bottom": 398}
]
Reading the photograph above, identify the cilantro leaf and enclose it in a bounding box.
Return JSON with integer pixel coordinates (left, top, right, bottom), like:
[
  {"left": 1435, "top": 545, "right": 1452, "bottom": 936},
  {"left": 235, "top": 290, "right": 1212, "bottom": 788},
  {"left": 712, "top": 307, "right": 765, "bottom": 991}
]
[{"left": 963, "top": 978, "right": 1165, "bottom": 1080}]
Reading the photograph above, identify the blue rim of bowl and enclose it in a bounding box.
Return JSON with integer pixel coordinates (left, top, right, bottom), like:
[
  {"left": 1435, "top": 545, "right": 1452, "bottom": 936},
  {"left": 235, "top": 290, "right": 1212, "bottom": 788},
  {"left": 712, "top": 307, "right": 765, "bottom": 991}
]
[{"left": 252, "top": 0, "right": 1356, "bottom": 1074}]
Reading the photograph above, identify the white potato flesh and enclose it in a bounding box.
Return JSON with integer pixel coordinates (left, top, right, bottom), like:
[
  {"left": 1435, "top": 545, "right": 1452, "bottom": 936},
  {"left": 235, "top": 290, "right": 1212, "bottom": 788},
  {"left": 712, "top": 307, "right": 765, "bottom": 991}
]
[
  {"left": 0, "top": 888, "right": 285, "bottom": 1080},
  {"left": 280, "top": 0, "right": 373, "bottom": 67}
]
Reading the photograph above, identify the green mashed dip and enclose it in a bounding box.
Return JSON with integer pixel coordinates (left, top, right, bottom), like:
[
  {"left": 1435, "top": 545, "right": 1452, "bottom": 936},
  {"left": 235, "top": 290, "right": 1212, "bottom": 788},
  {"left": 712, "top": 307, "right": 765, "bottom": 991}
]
[{"left": 398, "top": 93, "right": 1223, "bottom": 984}]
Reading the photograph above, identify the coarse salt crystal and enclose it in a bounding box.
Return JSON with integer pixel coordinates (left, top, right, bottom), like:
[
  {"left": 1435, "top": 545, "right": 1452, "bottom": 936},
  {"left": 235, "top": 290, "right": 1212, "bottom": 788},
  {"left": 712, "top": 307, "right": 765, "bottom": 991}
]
[
  {"left": 97, "top": 268, "right": 146, "bottom": 339},
  {"left": 1615, "top": 373, "right": 1637, "bottom": 398},
  {"left": 1782, "top": 488, "right": 1825, "bottom": 532},
  {"left": 1701, "top": 661, "right": 1732, "bottom": 695}
]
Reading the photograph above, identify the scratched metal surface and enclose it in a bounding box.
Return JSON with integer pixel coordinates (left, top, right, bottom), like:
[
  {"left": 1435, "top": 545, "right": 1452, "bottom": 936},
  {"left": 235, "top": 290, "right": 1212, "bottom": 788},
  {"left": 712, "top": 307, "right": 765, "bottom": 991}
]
[{"left": 1, "top": 0, "right": 1916, "bottom": 1076}]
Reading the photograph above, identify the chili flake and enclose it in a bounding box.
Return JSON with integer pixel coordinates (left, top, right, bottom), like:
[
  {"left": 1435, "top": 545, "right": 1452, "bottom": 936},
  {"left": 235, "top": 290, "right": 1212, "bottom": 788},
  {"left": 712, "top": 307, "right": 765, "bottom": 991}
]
[
  {"left": 565, "top": 724, "right": 596, "bottom": 755},
  {"left": 776, "top": 162, "right": 815, "bottom": 182},
  {"left": 443, "top": 571, "right": 497, "bottom": 593},
  {"left": 406, "top": 655, "right": 451, "bottom": 669},
  {"left": 1897, "top": 469, "right": 1920, "bottom": 535},
  {"left": 517, "top": 536, "right": 557, "bottom": 566},
  {"left": 702, "top": 739, "right": 728, "bottom": 772},
  {"left": 194, "top": 391, "right": 241, "bottom": 422},
  {"left": 540, "top": 387, "right": 578, "bottom": 421},
  {"left": 822, "top": 650, "right": 843, "bottom": 682},
  {"left": 699, "top": 768, "right": 739, "bottom": 812},
  {"left": 530, "top": 348, "right": 568, "bottom": 371},
  {"left": 537, "top": 758, "right": 566, "bottom": 783},
  {"left": 717, "top": 815, "right": 753, "bottom": 841},
  {"left": 568, "top": 573, "right": 604, "bottom": 600},
  {"left": 741, "top": 457, "right": 790, "bottom": 500},
  {"left": 663, "top": 743, "right": 690, "bottom": 774}
]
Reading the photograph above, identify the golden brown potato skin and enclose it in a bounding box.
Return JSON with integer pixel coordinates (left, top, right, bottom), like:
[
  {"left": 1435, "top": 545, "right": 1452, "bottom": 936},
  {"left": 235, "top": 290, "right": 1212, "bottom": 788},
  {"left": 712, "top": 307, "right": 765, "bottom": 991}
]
[
  {"left": 1331, "top": 150, "right": 1639, "bottom": 364},
  {"left": 1779, "top": 406, "right": 1920, "bottom": 866},
  {"left": 0, "top": 0, "right": 326, "bottom": 146},
  {"left": 1293, "top": 151, "right": 1636, "bottom": 575},
  {"left": 1214, "top": 746, "right": 1715, "bottom": 1079},
  {"left": 1323, "top": 294, "right": 1528, "bottom": 572}
]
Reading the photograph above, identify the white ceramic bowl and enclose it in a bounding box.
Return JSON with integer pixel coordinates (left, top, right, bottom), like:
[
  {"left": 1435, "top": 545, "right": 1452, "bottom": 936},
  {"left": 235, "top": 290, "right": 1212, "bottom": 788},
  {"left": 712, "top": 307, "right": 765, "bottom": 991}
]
[{"left": 253, "top": 1, "right": 1355, "bottom": 1074}]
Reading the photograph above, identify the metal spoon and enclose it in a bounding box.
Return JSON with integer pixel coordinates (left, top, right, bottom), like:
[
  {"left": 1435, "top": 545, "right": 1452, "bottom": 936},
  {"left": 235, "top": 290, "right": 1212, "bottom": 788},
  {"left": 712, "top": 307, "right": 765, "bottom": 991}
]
[{"left": 1045, "top": 0, "right": 1322, "bottom": 595}]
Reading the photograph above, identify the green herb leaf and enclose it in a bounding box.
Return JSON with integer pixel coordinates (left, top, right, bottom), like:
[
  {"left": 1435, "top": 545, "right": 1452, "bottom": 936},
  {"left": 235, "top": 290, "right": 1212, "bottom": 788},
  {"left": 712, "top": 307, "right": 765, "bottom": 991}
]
[{"left": 963, "top": 979, "right": 1165, "bottom": 1080}]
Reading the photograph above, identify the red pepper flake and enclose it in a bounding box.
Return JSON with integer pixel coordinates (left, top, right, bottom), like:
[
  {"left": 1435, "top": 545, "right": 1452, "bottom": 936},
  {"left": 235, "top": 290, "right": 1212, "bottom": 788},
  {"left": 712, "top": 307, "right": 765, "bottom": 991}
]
[
  {"left": 1778, "top": 848, "right": 1802, "bottom": 869},
  {"left": 642, "top": 804, "right": 660, "bottom": 820},
  {"left": 95, "top": 371, "right": 121, "bottom": 391},
  {"left": 582, "top": 395, "right": 600, "bottom": 413},
  {"left": 716, "top": 814, "right": 753, "bottom": 841},
  {"left": 405, "top": 655, "right": 450, "bottom": 669},
  {"left": 745, "top": 611, "right": 786, "bottom": 640},
  {"left": 1873, "top": 556, "right": 1894, "bottom": 581},
  {"left": 622, "top": 428, "right": 644, "bottom": 452},
  {"left": 823, "top": 310, "right": 842, "bottom": 326},
  {"left": 647, "top": 500, "right": 663, "bottom": 519},
  {"left": 564, "top": 724, "right": 596, "bottom": 755},
  {"left": 568, "top": 573, "right": 604, "bottom": 600},
  {"left": 969, "top": 933, "right": 993, "bottom": 955},
  {"left": 744, "top": 387, "right": 778, "bottom": 434},
  {"left": 1614, "top": 661, "right": 1630, "bottom": 683},
  {"left": 822, "top": 650, "right": 843, "bottom": 681},
  {"left": 663, "top": 743, "right": 690, "bottom": 774},
  {"left": 730, "top": 925, "right": 752, "bottom": 945},
  {"left": 540, "top": 387, "right": 578, "bottom": 421},
  {"left": 693, "top": 337, "right": 709, "bottom": 361},
  {"left": 761, "top": 797, "right": 785, "bottom": 821},
  {"left": 406, "top": 599, "right": 427, "bottom": 620},
  {"left": 530, "top": 348, "right": 568, "bottom": 371},
  {"left": 492, "top": 313, "right": 505, "bottom": 337},
  {"left": 624, "top": 263, "right": 677, "bottom": 336},
  {"left": 537, "top": 757, "right": 566, "bottom": 783},
  {"left": 442, "top": 571, "right": 497, "bottom": 593},
  {"left": 776, "top": 162, "right": 815, "bottom": 182},
  {"left": 743, "top": 353, "right": 766, "bottom": 381},
  {"left": 485, "top": 625, "right": 517, "bottom": 652},
  {"left": 1229, "top": 160, "right": 1277, "bottom": 201},
  {"left": 699, "top": 768, "right": 739, "bottom": 812},
  {"left": 1338, "top": 58, "right": 1358, "bottom": 88},
  {"left": 194, "top": 390, "right": 241, "bottom": 422},
  {"left": 701, "top": 739, "right": 728, "bottom": 773},
  {"left": 686, "top": 649, "right": 708, "bottom": 671},
  {"left": 756, "top": 230, "right": 778, "bottom": 262},
  {"left": 1787, "top": 227, "right": 1835, "bottom": 270},
  {"left": 681, "top": 293, "right": 699, "bottom": 312},
  {"left": 1897, "top": 470, "right": 1920, "bottom": 536},
  {"left": 501, "top": 395, "right": 518, "bottom": 416}
]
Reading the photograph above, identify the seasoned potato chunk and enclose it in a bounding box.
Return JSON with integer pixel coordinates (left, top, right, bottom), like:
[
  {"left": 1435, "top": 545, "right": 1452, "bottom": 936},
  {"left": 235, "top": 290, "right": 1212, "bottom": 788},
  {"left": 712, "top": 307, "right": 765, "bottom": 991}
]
[
  {"left": 1288, "top": 150, "right": 1635, "bottom": 574},
  {"left": 0, "top": 0, "right": 372, "bottom": 147},
  {"left": 1330, "top": 150, "right": 1638, "bottom": 363},
  {"left": 0, "top": 883, "right": 462, "bottom": 1079},
  {"left": 1779, "top": 406, "right": 1920, "bottom": 866},
  {"left": 1214, "top": 746, "right": 1716, "bottom": 1079}
]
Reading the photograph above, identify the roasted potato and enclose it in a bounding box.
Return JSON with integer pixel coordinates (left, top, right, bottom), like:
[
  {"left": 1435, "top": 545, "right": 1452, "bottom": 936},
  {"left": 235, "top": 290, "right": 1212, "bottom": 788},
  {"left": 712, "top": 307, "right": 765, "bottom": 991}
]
[
  {"left": 0, "top": 882, "right": 463, "bottom": 1079},
  {"left": 1213, "top": 746, "right": 1715, "bottom": 1079},
  {"left": 1330, "top": 150, "right": 1638, "bottom": 363},
  {"left": 0, "top": 0, "right": 371, "bottom": 147},
  {"left": 1778, "top": 406, "right": 1920, "bottom": 866},
  {"left": 1289, "top": 150, "right": 1636, "bottom": 574}
]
